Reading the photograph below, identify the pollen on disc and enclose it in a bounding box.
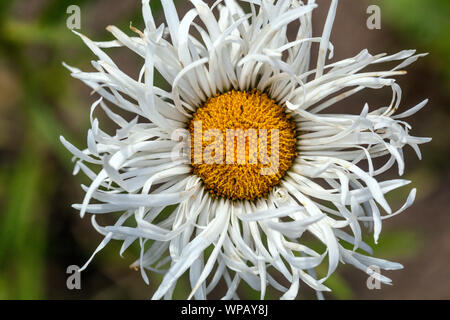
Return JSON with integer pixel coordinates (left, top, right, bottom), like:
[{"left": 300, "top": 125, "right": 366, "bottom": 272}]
[{"left": 188, "top": 90, "right": 297, "bottom": 201}]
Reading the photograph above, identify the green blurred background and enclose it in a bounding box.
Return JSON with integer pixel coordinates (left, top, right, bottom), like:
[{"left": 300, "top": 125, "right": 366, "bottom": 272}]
[{"left": 0, "top": 0, "right": 448, "bottom": 299}]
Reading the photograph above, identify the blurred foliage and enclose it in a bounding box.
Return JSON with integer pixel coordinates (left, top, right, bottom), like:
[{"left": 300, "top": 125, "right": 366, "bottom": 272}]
[
  {"left": 0, "top": 0, "right": 448, "bottom": 300},
  {"left": 380, "top": 0, "right": 450, "bottom": 89}
]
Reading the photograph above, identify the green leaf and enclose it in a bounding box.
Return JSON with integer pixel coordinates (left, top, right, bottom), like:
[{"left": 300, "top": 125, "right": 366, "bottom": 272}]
[
  {"left": 0, "top": 140, "right": 48, "bottom": 299},
  {"left": 371, "top": 230, "right": 423, "bottom": 260}
]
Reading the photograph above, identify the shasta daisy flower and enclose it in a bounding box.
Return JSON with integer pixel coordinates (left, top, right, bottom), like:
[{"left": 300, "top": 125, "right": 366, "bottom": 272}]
[{"left": 61, "top": 0, "right": 431, "bottom": 299}]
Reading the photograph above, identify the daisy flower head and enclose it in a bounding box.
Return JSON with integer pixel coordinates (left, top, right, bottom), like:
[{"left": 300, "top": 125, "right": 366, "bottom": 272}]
[{"left": 61, "top": 0, "right": 431, "bottom": 300}]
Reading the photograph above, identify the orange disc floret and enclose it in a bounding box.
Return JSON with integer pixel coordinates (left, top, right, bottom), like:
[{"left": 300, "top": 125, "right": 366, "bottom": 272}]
[{"left": 188, "top": 90, "right": 297, "bottom": 201}]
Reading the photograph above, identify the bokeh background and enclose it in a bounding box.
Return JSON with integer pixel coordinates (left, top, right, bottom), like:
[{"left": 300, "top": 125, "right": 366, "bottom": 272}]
[{"left": 0, "top": 0, "right": 448, "bottom": 299}]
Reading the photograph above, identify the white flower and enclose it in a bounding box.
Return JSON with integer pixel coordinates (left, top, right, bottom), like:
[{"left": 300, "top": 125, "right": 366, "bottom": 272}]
[{"left": 61, "top": 0, "right": 431, "bottom": 300}]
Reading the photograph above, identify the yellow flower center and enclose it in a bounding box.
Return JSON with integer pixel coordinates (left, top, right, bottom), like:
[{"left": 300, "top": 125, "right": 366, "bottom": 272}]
[{"left": 188, "top": 90, "right": 297, "bottom": 201}]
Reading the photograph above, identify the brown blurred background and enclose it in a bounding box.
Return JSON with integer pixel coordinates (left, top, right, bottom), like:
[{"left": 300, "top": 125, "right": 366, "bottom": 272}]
[{"left": 0, "top": 0, "right": 448, "bottom": 299}]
